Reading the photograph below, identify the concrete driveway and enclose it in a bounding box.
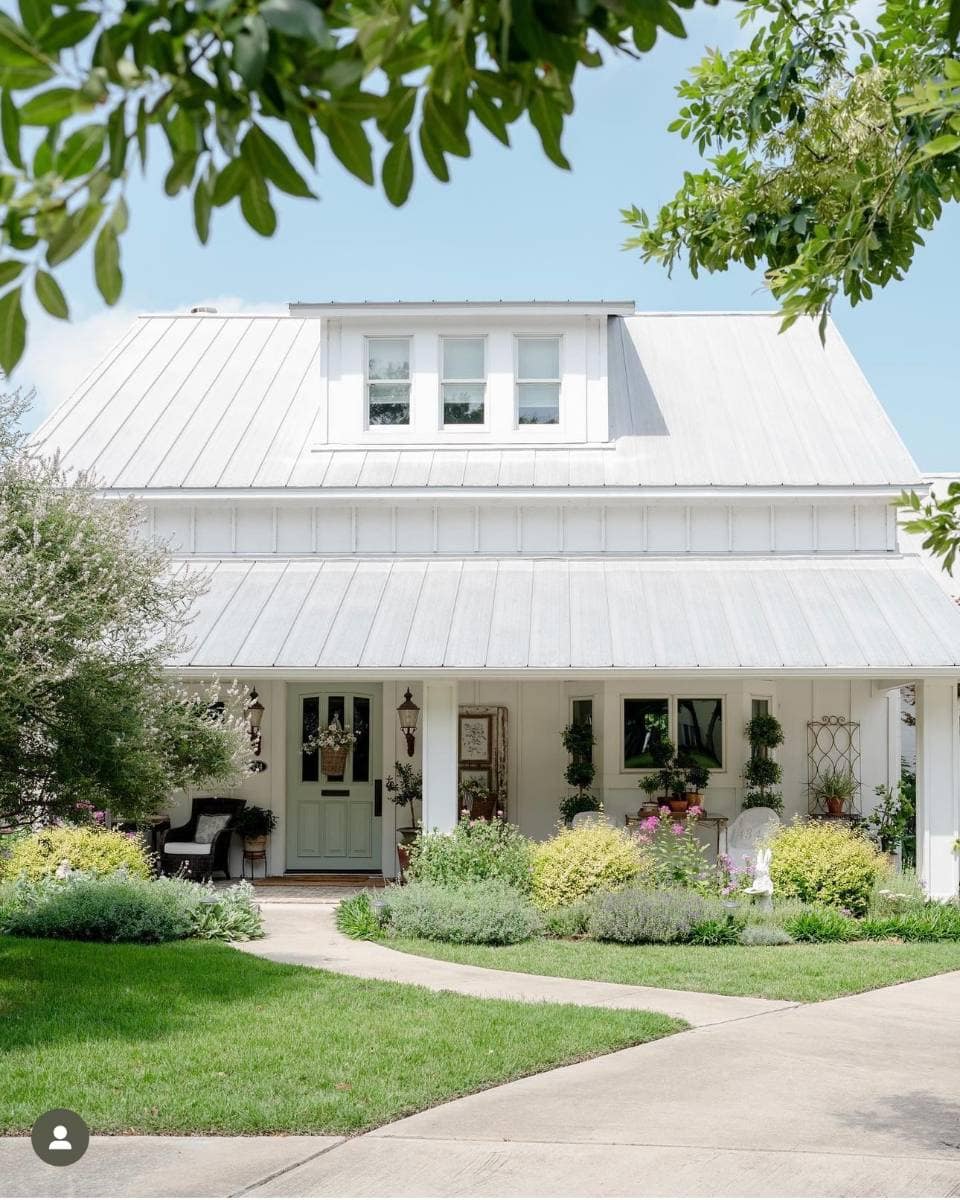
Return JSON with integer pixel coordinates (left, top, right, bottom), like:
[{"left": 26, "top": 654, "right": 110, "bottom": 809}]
[{"left": 3, "top": 970, "right": 960, "bottom": 1197}]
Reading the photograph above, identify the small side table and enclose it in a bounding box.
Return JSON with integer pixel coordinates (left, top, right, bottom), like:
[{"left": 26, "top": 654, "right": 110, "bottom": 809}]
[{"left": 242, "top": 848, "right": 268, "bottom": 880}]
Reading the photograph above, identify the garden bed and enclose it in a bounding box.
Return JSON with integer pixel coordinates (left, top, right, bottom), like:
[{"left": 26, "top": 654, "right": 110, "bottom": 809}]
[{"left": 0, "top": 937, "right": 682, "bottom": 1135}]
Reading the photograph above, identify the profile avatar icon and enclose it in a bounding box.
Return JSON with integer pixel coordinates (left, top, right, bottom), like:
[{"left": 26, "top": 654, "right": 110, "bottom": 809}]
[
  {"left": 48, "top": 1125, "right": 72, "bottom": 1151},
  {"left": 30, "top": 1108, "right": 89, "bottom": 1165}
]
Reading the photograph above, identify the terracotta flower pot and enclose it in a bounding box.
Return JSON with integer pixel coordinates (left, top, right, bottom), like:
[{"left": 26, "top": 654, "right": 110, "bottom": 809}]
[
  {"left": 668, "top": 797, "right": 689, "bottom": 813},
  {"left": 683, "top": 791, "right": 701, "bottom": 807},
  {"left": 826, "top": 795, "right": 844, "bottom": 816}
]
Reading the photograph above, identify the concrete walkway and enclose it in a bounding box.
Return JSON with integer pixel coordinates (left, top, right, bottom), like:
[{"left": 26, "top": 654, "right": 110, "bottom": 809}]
[
  {"left": 237, "top": 902, "right": 796, "bottom": 1027},
  {"left": 4, "top": 970, "right": 960, "bottom": 1196}
]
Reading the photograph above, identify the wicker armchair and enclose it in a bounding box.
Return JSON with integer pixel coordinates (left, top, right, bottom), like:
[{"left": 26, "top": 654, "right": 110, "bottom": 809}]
[{"left": 160, "top": 797, "right": 245, "bottom": 880}]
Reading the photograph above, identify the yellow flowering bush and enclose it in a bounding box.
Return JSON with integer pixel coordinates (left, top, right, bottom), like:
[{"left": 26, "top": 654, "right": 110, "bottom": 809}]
[
  {"left": 531, "top": 823, "right": 651, "bottom": 910},
  {"left": 769, "top": 821, "right": 885, "bottom": 916},
  {"left": 1, "top": 826, "right": 152, "bottom": 881}
]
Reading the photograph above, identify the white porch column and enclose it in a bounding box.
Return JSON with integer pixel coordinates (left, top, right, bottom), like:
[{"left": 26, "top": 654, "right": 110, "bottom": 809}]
[
  {"left": 421, "top": 680, "right": 459, "bottom": 833},
  {"left": 916, "top": 679, "right": 960, "bottom": 899}
]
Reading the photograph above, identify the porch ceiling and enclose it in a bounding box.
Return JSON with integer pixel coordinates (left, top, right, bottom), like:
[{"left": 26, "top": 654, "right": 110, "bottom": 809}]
[{"left": 169, "top": 556, "right": 960, "bottom": 675}]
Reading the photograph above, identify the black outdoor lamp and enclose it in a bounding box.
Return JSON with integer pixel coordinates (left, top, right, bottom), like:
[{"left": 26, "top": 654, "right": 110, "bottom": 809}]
[
  {"left": 246, "top": 689, "right": 267, "bottom": 770},
  {"left": 397, "top": 688, "right": 420, "bottom": 757}
]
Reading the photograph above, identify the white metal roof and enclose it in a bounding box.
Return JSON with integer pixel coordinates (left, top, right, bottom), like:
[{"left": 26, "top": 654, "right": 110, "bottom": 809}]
[
  {"left": 32, "top": 312, "right": 921, "bottom": 491},
  {"left": 168, "top": 556, "right": 960, "bottom": 674}
]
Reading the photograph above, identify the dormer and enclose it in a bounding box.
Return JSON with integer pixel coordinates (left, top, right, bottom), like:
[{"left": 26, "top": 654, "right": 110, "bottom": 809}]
[{"left": 289, "top": 300, "right": 636, "bottom": 447}]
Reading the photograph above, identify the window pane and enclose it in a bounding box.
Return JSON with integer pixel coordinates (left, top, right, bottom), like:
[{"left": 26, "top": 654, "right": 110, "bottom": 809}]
[
  {"left": 751, "top": 698, "right": 770, "bottom": 719},
  {"left": 368, "top": 338, "right": 409, "bottom": 381},
  {"left": 518, "top": 382, "right": 559, "bottom": 425},
  {"left": 352, "top": 696, "right": 370, "bottom": 783},
  {"left": 518, "top": 336, "right": 559, "bottom": 379},
  {"left": 443, "top": 337, "right": 484, "bottom": 380},
  {"left": 326, "top": 695, "right": 346, "bottom": 781},
  {"left": 571, "top": 699, "right": 594, "bottom": 764},
  {"left": 623, "top": 699, "right": 669, "bottom": 769},
  {"left": 443, "top": 382, "right": 485, "bottom": 425},
  {"left": 301, "top": 696, "right": 319, "bottom": 783},
  {"left": 368, "top": 382, "right": 410, "bottom": 426},
  {"left": 677, "top": 698, "right": 723, "bottom": 770}
]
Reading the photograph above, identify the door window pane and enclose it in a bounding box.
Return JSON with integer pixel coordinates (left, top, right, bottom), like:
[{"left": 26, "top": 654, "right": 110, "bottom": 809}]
[
  {"left": 352, "top": 696, "right": 370, "bottom": 783},
  {"left": 368, "top": 338, "right": 410, "bottom": 426},
  {"left": 326, "top": 695, "right": 346, "bottom": 781},
  {"left": 623, "top": 699, "right": 669, "bottom": 769},
  {"left": 301, "top": 696, "right": 319, "bottom": 783},
  {"left": 677, "top": 698, "right": 724, "bottom": 770}
]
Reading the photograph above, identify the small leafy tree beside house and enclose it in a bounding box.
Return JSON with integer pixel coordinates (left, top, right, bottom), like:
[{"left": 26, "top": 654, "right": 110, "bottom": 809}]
[
  {"left": 560, "top": 721, "right": 601, "bottom": 824},
  {"left": 386, "top": 761, "right": 422, "bottom": 840},
  {"left": 0, "top": 391, "right": 250, "bottom": 831},
  {"left": 742, "top": 714, "right": 784, "bottom": 815}
]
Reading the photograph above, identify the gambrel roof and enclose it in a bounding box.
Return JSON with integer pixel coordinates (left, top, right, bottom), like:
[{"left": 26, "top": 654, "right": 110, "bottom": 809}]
[{"left": 32, "top": 310, "right": 922, "bottom": 491}]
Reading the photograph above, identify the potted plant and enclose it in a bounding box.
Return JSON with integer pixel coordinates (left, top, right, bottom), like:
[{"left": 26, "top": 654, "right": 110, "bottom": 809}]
[
  {"left": 665, "top": 768, "right": 689, "bottom": 813},
  {"left": 743, "top": 714, "right": 784, "bottom": 814},
  {"left": 638, "top": 774, "right": 661, "bottom": 816},
  {"left": 304, "top": 717, "right": 357, "bottom": 776},
  {"left": 867, "top": 780, "right": 914, "bottom": 864},
  {"left": 386, "top": 761, "right": 422, "bottom": 845},
  {"left": 231, "top": 805, "right": 277, "bottom": 853},
  {"left": 684, "top": 763, "right": 710, "bottom": 808},
  {"left": 560, "top": 720, "right": 600, "bottom": 824},
  {"left": 459, "top": 777, "right": 499, "bottom": 821},
  {"left": 815, "top": 768, "right": 857, "bottom": 816}
]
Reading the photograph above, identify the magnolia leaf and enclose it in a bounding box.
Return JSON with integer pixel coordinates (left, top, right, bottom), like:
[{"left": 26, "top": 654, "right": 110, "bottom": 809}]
[
  {"left": 0, "top": 285, "right": 25, "bottom": 374},
  {"left": 382, "top": 133, "right": 413, "bottom": 206},
  {"left": 94, "top": 221, "right": 122, "bottom": 305},
  {"left": 239, "top": 172, "right": 276, "bottom": 236},
  {"left": 35, "top": 268, "right": 68, "bottom": 318}
]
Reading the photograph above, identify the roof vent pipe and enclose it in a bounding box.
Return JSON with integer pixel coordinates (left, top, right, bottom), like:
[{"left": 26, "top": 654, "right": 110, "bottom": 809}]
[{"left": 190, "top": 305, "right": 217, "bottom": 314}]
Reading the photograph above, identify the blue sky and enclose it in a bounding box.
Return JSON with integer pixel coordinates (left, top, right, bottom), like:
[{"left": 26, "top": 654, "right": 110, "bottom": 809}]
[{"left": 17, "top": 4, "right": 960, "bottom": 469}]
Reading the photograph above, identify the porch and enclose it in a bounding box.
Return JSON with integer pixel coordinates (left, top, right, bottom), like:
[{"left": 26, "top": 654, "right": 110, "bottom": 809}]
[{"left": 166, "top": 555, "right": 960, "bottom": 897}]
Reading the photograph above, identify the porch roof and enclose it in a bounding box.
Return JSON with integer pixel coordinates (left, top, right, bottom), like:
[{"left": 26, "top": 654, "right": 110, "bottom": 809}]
[{"left": 169, "top": 556, "right": 960, "bottom": 676}]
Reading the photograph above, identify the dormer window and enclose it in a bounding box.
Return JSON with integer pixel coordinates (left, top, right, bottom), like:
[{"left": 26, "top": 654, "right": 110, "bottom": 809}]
[
  {"left": 516, "top": 335, "right": 561, "bottom": 425},
  {"left": 367, "top": 337, "right": 410, "bottom": 426},
  {"left": 442, "top": 337, "right": 485, "bottom": 426}
]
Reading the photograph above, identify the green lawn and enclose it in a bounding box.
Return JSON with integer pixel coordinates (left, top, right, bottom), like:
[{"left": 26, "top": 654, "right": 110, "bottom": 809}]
[
  {"left": 387, "top": 936, "right": 960, "bottom": 1002},
  {"left": 0, "top": 936, "right": 682, "bottom": 1135}
]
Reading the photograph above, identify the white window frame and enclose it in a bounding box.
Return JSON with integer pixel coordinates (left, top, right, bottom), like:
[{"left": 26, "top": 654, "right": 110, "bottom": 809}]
[
  {"left": 440, "top": 335, "right": 488, "bottom": 430},
  {"left": 620, "top": 693, "right": 728, "bottom": 775},
  {"left": 364, "top": 334, "right": 413, "bottom": 430},
  {"left": 514, "top": 333, "right": 563, "bottom": 429}
]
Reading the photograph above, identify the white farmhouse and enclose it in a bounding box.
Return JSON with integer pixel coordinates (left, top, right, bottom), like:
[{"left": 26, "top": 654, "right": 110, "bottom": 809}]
[{"left": 33, "top": 301, "right": 960, "bottom": 896}]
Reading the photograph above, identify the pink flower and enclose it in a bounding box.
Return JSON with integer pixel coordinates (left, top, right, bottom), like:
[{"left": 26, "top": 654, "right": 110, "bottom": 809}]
[
  {"left": 688, "top": 805, "right": 703, "bottom": 817},
  {"left": 642, "top": 815, "right": 659, "bottom": 832},
  {"left": 671, "top": 823, "right": 685, "bottom": 836},
  {"left": 659, "top": 805, "right": 671, "bottom": 815}
]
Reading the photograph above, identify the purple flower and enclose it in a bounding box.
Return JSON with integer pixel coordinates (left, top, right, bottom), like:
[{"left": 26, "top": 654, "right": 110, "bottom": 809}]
[
  {"left": 671, "top": 823, "right": 685, "bottom": 836},
  {"left": 642, "top": 815, "right": 659, "bottom": 832}
]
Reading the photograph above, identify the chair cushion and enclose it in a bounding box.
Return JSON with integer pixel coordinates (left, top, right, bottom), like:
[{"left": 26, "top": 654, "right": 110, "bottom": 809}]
[
  {"left": 164, "top": 841, "right": 213, "bottom": 855},
  {"left": 195, "top": 812, "right": 232, "bottom": 843}
]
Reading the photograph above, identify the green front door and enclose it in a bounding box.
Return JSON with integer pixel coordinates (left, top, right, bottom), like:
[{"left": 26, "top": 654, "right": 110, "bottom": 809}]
[{"left": 286, "top": 685, "right": 382, "bottom": 872}]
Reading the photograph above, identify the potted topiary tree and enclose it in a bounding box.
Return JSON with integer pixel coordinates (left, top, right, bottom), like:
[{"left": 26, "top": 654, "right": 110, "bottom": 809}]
[
  {"left": 684, "top": 763, "right": 710, "bottom": 809},
  {"left": 638, "top": 774, "right": 661, "bottom": 816},
  {"left": 560, "top": 721, "right": 601, "bottom": 825},
  {"left": 386, "top": 761, "right": 421, "bottom": 846},
  {"left": 231, "top": 805, "right": 277, "bottom": 853},
  {"left": 743, "top": 713, "right": 785, "bottom": 815}
]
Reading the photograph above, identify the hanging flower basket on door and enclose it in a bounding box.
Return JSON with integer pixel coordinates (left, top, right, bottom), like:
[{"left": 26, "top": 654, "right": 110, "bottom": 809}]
[{"left": 303, "top": 718, "right": 357, "bottom": 777}]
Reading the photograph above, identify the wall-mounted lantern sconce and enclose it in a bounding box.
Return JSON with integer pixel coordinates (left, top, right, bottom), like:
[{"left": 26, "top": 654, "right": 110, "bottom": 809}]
[
  {"left": 397, "top": 688, "right": 420, "bottom": 757},
  {"left": 246, "top": 689, "right": 267, "bottom": 772}
]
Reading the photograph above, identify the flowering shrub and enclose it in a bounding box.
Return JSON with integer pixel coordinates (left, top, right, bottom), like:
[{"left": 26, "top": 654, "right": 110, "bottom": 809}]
[
  {"left": 633, "top": 808, "right": 711, "bottom": 893},
  {"left": 408, "top": 818, "right": 533, "bottom": 893},
  {"left": 769, "top": 821, "right": 885, "bottom": 916},
  {"left": 531, "top": 823, "right": 651, "bottom": 910},
  {"left": 1, "top": 825, "right": 153, "bottom": 881}
]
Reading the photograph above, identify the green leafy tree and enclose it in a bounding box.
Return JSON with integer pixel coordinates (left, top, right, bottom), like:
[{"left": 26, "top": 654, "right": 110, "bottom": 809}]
[
  {"left": 0, "top": 390, "right": 251, "bottom": 829},
  {"left": 624, "top": 0, "right": 960, "bottom": 334},
  {"left": 0, "top": 0, "right": 716, "bottom": 374},
  {"left": 900, "top": 482, "right": 960, "bottom": 575}
]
